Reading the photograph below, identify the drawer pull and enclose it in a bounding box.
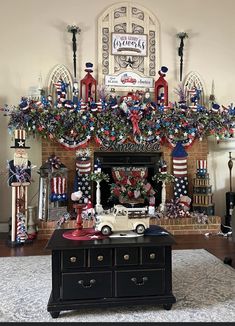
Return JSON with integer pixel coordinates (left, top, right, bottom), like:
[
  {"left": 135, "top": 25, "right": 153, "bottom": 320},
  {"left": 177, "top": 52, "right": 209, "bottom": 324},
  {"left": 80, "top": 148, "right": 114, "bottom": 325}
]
[
  {"left": 70, "top": 256, "right": 77, "bottom": 263},
  {"left": 123, "top": 254, "right": 130, "bottom": 261},
  {"left": 150, "top": 253, "right": 156, "bottom": 260},
  {"left": 131, "top": 276, "right": 148, "bottom": 286},
  {"left": 78, "top": 279, "right": 96, "bottom": 288},
  {"left": 97, "top": 255, "right": 104, "bottom": 261}
]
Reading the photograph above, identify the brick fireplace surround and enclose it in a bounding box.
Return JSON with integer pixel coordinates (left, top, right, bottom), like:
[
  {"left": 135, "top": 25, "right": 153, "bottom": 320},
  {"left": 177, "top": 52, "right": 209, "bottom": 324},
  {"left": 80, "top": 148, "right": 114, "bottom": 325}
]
[{"left": 38, "top": 137, "right": 221, "bottom": 239}]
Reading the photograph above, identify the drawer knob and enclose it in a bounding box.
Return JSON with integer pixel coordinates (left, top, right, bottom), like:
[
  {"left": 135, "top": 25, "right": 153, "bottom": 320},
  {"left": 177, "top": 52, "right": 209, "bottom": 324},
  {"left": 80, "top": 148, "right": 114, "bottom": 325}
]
[
  {"left": 123, "top": 254, "right": 130, "bottom": 261},
  {"left": 78, "top": 279, "right": 96, "bottom": 288},
  {"left": 70, "top": 256, "right": 77, "bottom": 263},
  {"left": 131, "top": 276, "right": 148, "bottom": 286},
  {"left": 150, "top": 253, "right": 156, "bottom": 260},
  {"left": 97, "top": 255, "right": 104, "bottom": 261}
]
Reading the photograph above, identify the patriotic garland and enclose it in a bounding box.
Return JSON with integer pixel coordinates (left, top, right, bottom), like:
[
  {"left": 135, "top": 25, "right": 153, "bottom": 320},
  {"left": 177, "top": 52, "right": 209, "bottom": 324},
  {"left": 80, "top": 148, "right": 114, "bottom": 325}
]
[{"left": 2, "top": 80, "right": 235, "bottom": 149}]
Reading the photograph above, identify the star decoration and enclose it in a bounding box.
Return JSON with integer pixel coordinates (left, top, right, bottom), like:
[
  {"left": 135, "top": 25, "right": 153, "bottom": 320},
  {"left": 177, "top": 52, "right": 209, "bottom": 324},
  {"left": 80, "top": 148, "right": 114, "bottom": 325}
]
[
  {"left": 18, "top": 140, "right": 25, "bottom": 147},
  {"left": 89, "top": 234, "right": 100, "bottom": 239}
]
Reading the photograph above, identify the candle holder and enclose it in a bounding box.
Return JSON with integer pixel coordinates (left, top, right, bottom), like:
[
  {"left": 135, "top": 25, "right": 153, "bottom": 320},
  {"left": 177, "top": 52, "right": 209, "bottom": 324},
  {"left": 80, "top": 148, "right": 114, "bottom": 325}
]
[
  {"left": 177, "top": 32, "right": 188, "bottom": 82},
  {"left": 67, "top": 24, "right": 81, "bottom": 80},
  {"left": 71, "top": 203, "right": 87, "bottom": 237}
]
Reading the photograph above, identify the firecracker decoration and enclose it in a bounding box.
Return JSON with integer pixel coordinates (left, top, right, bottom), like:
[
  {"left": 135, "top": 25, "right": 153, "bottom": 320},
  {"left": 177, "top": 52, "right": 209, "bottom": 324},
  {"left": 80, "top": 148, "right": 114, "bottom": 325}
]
[
  {"left": 172, "top": 141, "right": 189, "bottom": 199},
  {"left": 2, "top": 65, "right": 235, "bottom": 150},
  {"left": 73, "top": 148, "right": 92, "bottom": 204}
]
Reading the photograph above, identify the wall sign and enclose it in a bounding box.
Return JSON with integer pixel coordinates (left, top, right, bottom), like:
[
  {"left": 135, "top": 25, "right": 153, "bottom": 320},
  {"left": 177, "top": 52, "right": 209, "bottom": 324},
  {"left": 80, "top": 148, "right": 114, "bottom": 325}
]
[
  {"left": 112, "top": 33, "right": 147, "bottom": 56},
  {"left": 105, "top": 71, "right": 153, "bottom": 88}
]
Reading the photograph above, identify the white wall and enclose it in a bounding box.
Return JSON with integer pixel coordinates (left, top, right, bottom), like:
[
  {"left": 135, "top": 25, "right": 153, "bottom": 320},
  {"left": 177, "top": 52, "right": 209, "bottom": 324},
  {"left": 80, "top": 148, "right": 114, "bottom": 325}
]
[{"left": 1, "top": 0, "right": 235, "bottom": 226}]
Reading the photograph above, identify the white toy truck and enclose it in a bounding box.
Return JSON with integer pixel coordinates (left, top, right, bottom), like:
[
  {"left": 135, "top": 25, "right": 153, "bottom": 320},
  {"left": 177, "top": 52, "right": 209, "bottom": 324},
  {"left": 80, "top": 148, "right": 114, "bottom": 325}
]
[{"left": 95, "top": 205, "right": 150, "bottom": 236}]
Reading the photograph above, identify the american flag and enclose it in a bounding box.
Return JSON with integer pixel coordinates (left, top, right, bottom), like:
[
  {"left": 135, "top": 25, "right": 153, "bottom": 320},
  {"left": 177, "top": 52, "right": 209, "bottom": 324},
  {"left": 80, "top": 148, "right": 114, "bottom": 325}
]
[{"left": 172, "top": 142, "right": 189, "bottom": 198}]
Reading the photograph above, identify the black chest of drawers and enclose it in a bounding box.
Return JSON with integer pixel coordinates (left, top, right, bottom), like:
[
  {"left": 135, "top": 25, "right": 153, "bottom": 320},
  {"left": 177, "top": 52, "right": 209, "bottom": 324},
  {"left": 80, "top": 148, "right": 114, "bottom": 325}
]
[{"left": 46, "top": 228, "right": 176, "bottom": 318}]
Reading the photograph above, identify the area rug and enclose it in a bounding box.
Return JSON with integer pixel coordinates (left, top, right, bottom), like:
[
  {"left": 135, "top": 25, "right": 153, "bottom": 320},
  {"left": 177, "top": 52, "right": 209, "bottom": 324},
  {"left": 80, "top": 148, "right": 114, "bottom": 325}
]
[{"left": 0, "top": 249, "right": 234, "bottom": 322}]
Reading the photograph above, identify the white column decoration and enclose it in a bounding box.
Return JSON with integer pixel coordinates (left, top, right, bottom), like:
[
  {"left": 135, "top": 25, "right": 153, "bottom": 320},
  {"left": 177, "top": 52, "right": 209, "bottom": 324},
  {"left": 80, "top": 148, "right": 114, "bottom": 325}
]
[
  {"left": 159, "top": 180, "right": 166, "bottom": 212},
  {"left": 95, "top": 180, "right": 104, "bottom": 214}
]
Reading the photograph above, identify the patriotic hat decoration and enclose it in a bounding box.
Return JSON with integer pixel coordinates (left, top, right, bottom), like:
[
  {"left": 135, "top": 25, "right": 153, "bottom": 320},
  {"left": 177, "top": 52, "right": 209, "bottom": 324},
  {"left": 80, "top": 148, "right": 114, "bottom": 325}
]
[
  {"left": 50, "top": 176, "right": 67, "bottom": 202},
  {"left": 158, "top": 66, "right": 168, "bottom": 77},
  {"left": 171, "top": 141, "right": 189, "bottom": 198},
  {"left": 11, "top": 129, "right": 30, "bottom": 149},
  {"left": 196, "top": 159, "right": 207, "bottom": 176},
  {"left": 85, "top": 62, "right": 93, "bottom": 73},
  {"left": 211, "top": 103, "right": 220, "bottom": 113},
  {"left": 75, "top": 148, "right": 91, "bottom": 174}
]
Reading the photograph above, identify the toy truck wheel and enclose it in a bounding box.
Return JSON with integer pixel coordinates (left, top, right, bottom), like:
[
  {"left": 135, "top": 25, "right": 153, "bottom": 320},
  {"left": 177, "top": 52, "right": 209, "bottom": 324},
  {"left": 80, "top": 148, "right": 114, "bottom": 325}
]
[
  {"left": 101, "top": 225, "right": 112, "bottom": 236},
  {"left": 136, "top": 224, "right": 145, "bottom": 234}
]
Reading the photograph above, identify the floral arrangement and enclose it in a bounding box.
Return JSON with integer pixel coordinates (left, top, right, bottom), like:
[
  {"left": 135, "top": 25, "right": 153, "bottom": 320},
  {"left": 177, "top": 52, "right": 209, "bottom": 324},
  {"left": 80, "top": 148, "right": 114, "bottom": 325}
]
[
  {"left": 110, "top": 174, "right": 155, "bottom": 203},
  {"left": 88, "top": 171, "right": 110, "bottom": 183},
  {"left": 152, "top": 172, "right": 175, "bottom": 183},
  {"left": 157, "top": 198, "right": 208, "bottom": 223},
  {"left": 46, "top": 154, "right": 63, "bottom": 170},
  {"left": 152, "top": 159, "right": 175, "bottom": 183}
]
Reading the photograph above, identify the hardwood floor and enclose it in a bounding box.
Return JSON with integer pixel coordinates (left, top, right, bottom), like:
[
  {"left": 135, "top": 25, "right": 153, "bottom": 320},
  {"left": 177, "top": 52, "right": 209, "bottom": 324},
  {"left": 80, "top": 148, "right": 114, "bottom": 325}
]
[{"left": 0, "top": 231, "right": 234, "bottom": 268}]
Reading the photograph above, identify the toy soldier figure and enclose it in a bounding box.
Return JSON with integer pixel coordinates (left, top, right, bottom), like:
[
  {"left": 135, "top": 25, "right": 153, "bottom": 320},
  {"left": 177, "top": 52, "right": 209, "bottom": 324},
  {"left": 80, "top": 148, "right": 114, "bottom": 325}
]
[{"left": 8, "top": 129, "right": 32, "bottom": 246}]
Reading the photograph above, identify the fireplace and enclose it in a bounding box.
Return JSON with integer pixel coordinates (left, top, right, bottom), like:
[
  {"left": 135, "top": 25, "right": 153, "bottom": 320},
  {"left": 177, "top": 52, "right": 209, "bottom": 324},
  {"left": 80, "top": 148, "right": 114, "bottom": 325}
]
[
  {"left": 93, "top": 151, "right": 162, "bottom": 209},
  {"left": 41, "top": 138, "right": 209, "bottom": 214}
]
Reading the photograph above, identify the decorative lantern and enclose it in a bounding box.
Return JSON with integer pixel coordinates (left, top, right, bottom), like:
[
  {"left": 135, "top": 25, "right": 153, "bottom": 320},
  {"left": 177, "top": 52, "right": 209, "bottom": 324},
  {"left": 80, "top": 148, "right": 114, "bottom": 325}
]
[
  {"left": 80, "top": 62, "right": 97, "bottom": 102},
  {"left": 154, "top": 66, "right": 168, "bottom": 107},
  {"left": 38, "top": 155, "right": 68, "bottom": 221}
]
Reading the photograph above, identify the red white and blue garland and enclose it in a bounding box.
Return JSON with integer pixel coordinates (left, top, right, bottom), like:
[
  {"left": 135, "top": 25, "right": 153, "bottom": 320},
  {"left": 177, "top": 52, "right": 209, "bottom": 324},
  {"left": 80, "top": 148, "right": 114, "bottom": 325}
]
[{"left": 2, "top": 82, "right": 235, "bottom": 150}]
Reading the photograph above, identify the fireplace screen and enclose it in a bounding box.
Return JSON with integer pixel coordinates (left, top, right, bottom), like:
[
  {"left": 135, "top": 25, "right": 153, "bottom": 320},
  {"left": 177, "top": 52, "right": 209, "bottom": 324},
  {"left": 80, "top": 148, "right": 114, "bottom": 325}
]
[{"left": 93, "top": 152, "right": 162, "bottom": 208}]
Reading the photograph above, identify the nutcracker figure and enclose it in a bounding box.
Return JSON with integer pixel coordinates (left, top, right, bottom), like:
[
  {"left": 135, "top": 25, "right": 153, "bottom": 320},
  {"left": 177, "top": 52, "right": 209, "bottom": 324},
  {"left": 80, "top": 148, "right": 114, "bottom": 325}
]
[{"left": 8, "top": 129, "right": 32, "bottom": 246}]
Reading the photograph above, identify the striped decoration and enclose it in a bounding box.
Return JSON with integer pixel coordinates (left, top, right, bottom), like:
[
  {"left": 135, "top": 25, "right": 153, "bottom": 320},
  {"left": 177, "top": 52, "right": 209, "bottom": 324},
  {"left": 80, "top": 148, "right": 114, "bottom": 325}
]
[
  {"left": 196, "top": 159, "right": 207, "bottom": 176},
  {"left": 171, "top": 142, "right": 189, "bottom": 198},
  {"left": 14, "top": 129, "right": 26, "bottom": 140},
  {"left": 173, "top": 158, "right": 188, "bottom": 177},
  {"left": 76, "top": 160, "right": 91, "bottom": 174}
]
